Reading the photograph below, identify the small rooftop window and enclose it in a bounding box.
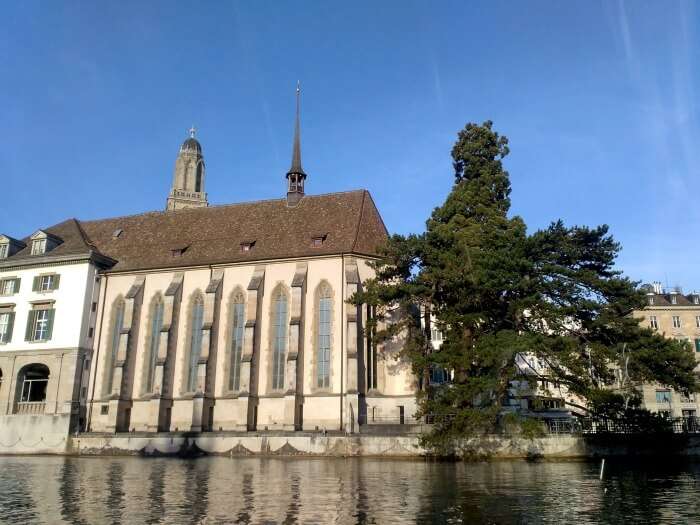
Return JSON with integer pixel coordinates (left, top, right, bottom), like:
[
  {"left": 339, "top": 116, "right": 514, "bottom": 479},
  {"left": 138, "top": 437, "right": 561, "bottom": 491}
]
[
  {"left": 240, "top": 241, "right": 255, "bottom": 253},
  {"left": 112, "top": 228, "right": 123, "bottom": 239},
  {"left": 311, "top": 233, "right": 327, "bottom": 248},
  {"left": 694, "top": 296, "right": 700, "bottom": 305},
  {"left": 0, "top": 243, "right": 7, "bottom": 259},
  {"left": 671, "top": 295, "right": 677, "bottom": 305},
  {"left": 171, "top": 246, "right": 188, "bottom": 257}
]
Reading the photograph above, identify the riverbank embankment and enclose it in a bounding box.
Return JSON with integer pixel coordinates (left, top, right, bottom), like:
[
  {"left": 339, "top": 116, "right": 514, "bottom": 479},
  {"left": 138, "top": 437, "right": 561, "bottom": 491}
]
[{"left": 2, "top": 430, "right": 699, "bottom": 458}]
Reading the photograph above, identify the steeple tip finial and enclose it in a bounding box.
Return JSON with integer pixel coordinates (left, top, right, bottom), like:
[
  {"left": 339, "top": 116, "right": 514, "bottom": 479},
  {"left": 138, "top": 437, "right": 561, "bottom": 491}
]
[{"left": 286, "top": 81, "right": 306, "bottom": 205}]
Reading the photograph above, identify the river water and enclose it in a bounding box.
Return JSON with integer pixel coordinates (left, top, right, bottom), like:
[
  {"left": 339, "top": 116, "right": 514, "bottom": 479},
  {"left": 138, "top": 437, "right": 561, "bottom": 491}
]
[{"left": 0, "top": 456, "right": 698, "bottom": 524}]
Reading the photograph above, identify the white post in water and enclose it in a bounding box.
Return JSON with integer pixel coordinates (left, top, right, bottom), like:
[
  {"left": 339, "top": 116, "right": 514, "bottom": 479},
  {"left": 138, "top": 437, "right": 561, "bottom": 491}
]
[{"left": 599, "top": 458, "right": 606, "bottom": 480}]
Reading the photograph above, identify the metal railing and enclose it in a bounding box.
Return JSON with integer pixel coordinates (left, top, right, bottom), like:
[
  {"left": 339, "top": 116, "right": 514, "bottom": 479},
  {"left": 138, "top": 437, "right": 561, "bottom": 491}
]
[
  {"left": 358, "top": 414, "right": 424, "bottom": 426},
  {"left": 14, "top": 401, "right": 46, "bottom": 415}
]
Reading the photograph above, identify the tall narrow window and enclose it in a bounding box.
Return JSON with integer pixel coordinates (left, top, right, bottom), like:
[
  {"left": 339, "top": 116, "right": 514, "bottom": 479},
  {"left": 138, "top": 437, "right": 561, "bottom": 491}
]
[
  {"left": 0, "top": 310, "right": 14, "bottom": 343},
  {"left": 105, "top": 300, "right": 124, "bottom": 394},
  {"left": 317, "top": 285, "right": 332, "bottom": 389},
  {"left": 146, "top": 298, "right": 164, "bottom": 393},
  {"left": 271, "top": 291, "right": 287, "bottom": 390},
  {"left": 187, "top": 296, "right": 205, "bottom": 392},
  {"left": 673, "top": 315, "right": 682, "bottom": 328},
  {"left": 649, "top": 316, "right": 658, "bottom": 330},
  {"left": 229, "top": 293, "right": 245, "bottom": 391},
  {"left": 366, "top": 305, "right": 378, "bottom": 390}
]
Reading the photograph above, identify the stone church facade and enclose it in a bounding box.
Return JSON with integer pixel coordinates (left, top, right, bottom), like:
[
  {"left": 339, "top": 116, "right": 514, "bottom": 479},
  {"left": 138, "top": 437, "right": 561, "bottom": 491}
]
[{"left": 79, "top": 93, "right": 417, "bottom": 433}]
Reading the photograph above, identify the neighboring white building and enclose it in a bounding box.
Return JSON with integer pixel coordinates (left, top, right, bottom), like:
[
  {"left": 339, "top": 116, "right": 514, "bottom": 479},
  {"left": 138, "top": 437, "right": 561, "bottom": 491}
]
[{"left": 0, "top": 223, "right": 114, "bottom": 451}]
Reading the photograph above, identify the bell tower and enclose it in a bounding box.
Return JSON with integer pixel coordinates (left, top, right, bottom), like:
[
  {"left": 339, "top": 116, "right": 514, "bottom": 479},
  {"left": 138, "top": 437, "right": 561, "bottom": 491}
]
[
  {"left": 286, "top": 83, "right": 307, "bottom": 207},
  {"left": 166, "top": 127, "right": 209, "bottom": 211}
]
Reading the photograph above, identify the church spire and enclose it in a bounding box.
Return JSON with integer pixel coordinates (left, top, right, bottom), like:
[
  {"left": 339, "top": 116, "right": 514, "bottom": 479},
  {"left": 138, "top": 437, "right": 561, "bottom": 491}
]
[{"left": 286, "top": 81, "right": 307, "bottom": 206}]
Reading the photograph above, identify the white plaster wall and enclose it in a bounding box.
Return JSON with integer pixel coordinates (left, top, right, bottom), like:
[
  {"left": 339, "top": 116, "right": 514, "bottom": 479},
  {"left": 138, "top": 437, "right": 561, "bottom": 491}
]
[{"left": 0, "top": 262, "right": 95, "bottom": 352}]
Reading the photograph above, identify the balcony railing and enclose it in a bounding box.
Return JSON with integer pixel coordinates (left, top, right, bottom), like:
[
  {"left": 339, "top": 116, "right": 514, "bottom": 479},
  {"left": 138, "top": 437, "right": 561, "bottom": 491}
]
[{"left": 14, "top": 401, "right": 46, "bottom": 415}]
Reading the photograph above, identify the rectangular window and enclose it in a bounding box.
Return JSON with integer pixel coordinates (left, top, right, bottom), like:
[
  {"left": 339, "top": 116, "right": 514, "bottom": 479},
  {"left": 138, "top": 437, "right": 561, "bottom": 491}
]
[
  {"left": 100, "top": 405, "right": 109, "bottom": 415},
  {"left": 672, "top": 315, "right": 681, "bottom": 328},
  {"left": 656, "top": 389, "right": 672, "bottom": 404},
  {"left": 34, "top": 310, "right": 50, "bottom": 340},
  {"left": 649, "top": 316, "right": 658, "bottom": 330},
  {"left": 671, "top": 295, "right": 677, "bottom": 305},
  {"left": 681, "top": 392, "right": 696, "bottom": 403},
  {"left": 0, "top": 311, "right": 15, "bottom": 343},
  {"left": 696, "top": 316, "right": 700, "bottom": 329},
  {"left": 31, "top": 239, "right": 46, "bottom": 255},
  {"left": 34, "top": 274, "right": 59, "bottom": 292},
  {"left": 431, "top": 328, "right": 443, "bottom": 342},
  {"left": 0, "top": 278, "right": 18, "bottom": 295},
  {"left": 0, "top": 244, "right": 7, "bottom": 258},
  {"left": 25, "top": 306, "right": 55, "bottom": 342}
]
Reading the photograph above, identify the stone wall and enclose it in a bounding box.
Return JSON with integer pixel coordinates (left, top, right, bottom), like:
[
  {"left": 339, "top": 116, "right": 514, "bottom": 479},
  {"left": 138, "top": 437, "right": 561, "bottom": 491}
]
[
  {"left": 0, "top": 413, "right": 72, "bottom": 454},
  {"left": 66, "top": 432, "right": 700, "bottom": 459}
]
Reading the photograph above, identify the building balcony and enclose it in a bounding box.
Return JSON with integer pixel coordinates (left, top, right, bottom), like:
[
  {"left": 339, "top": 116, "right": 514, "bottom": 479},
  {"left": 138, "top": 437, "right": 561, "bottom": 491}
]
[{"left": 13, "top": 401, "right": 46, "bottom": 415}]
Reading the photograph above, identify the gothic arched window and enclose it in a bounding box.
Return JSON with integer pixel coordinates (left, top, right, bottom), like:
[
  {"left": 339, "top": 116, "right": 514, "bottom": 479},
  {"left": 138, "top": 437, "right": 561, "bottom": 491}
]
[
  {"left": 229, "top": 291, "right": 245, "bottom": 391},
  {"left": 271, "top": 289, "right": 288, "bottom": 391},
  {"left": 104, "top": 298, "right": 125, "bottom": 395},
  {"left": 316, "top": 283, "right": 332, "bottom": 389},
  {"left": 145, "top": 295, "right": 164, "bottom": 394},
  {"left": 187, "top": 294, "right": 205, "bottom": 392}
]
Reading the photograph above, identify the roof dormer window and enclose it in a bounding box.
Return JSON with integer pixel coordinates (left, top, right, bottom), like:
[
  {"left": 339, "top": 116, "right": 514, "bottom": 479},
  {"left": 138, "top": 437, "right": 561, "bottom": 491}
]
[
  {"left": 311, "top": 233, "right": 327, "bottom": 248},
  {"left": 240, "top": 241, "right": 255, "bottom": 253},
  {"left": 170, "top": 246, "right": 188, "bottom": 257},
  {"left": 648, "top": 296, "right": 654, "bottom": 306},
  {"left": 694, "top": 296, "right": 700, "bottom": 305},
  {"left": 31, "top": 239, "right": 46, "bottom": 255},
  {"left": 671, "top": 295, "right": 677, "bottom": 305},
  {"left": 0, "top": 235, "right": 26, "bottom": 258},
  {"left": 29, "top": 230, "right": 61, "bottom": 256}
]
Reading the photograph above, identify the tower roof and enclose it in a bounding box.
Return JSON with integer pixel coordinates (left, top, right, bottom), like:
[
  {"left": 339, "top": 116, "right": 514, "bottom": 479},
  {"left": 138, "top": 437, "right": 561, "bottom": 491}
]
[
  {"left": 180, "top": 126, "right": 202, "bottom": 154},
  {"left": 287, "top": 82, "right": 306, "bottom": 177}
]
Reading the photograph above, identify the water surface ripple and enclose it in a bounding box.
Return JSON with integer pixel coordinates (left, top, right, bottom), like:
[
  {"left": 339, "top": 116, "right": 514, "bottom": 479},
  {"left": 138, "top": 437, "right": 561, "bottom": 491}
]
[{"left": 0, "top": 456, "right": 698, "bottom": 524}]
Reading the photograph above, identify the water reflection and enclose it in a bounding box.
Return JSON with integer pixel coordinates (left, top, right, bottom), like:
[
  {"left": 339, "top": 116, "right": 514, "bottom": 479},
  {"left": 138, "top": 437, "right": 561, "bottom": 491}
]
[{"left": 0, "top": 456, "right": 698, "bottom": 524}]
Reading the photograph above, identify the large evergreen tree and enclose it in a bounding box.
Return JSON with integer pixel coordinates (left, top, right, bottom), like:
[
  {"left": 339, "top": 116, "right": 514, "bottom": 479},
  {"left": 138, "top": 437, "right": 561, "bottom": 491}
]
[{"left": 354, "top": 121, "right": 698, "bottom": 452}]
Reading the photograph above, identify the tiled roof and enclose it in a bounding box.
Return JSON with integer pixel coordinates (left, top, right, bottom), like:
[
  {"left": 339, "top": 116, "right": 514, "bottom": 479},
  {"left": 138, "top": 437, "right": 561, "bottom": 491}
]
[
  {"left": 646, "top": 293, "right": 700, "bottom": 307},
  {"left": 78, "top": 190, "right": 388, "bottom": 272},
  {"left": 3, "top": 219, "right": 97, "bottom": 263}
]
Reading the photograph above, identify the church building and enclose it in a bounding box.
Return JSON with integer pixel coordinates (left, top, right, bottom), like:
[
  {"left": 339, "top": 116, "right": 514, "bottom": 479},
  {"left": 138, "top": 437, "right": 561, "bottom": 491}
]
[{"left": 78, "top": 89, "right": 418, "bottom": 433}]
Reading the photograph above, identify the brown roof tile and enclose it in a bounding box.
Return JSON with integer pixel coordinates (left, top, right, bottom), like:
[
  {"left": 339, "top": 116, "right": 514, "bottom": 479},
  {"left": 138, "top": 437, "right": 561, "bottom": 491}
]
[
  {"left": 6, "top": 219, "right": 96, "bottom": 262},
  {"left": 79, "top": 190, "right": 388, "bottom": 273}
]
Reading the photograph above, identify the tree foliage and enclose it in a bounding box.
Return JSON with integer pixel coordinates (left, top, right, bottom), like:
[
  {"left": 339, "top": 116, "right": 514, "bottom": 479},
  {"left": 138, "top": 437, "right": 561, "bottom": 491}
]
[{"left": 352, "top": 121, "right": 699, "bottom": 453}]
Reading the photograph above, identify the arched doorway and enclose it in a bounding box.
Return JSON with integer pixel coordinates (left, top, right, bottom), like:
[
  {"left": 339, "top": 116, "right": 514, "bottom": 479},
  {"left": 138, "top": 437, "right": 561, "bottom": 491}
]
[{"left": 15, "top": 363, "right": 50, "bottom": 414}]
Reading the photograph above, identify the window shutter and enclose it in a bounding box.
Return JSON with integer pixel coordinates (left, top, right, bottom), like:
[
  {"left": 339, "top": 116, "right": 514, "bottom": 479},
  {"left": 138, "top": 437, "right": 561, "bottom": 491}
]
[
  {"left": 14, "top": 278, "right": 20, "bottom": 293},
  {"left": 53, "top": 274, "right": 60, "bottom": 290},
  {"left": 25, "top": 311, "right": 36, "bottom": 341},
  {"left": 46, "top": 309, "right": 55, "bottom": 341},
  {"left": 4, "top": 312, "right": 14, "bottom": 343},
  {"left": 32, "top": 276, "right": 39, "bottom": 292}
]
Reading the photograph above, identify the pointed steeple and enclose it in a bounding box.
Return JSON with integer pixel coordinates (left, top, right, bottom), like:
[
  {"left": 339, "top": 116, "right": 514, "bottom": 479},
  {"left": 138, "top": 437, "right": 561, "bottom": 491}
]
[{"left": 286, "top": 81, "right": 307, "bottom": 206}]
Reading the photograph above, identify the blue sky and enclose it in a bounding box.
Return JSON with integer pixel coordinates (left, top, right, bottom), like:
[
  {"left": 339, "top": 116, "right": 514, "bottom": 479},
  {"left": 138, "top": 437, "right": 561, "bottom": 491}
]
[{"left": 2, "top": 1, "right": 698, "bottom": 290}]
